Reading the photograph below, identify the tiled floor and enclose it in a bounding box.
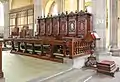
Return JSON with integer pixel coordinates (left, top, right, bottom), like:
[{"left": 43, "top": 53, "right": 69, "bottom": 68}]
[{"left": 2, "top": 51, "right": 71, "bottom": 82}]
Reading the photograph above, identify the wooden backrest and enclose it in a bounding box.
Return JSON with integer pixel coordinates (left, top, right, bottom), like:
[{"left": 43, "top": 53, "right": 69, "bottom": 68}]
[
  {"left": 52, "top": 15, "right": 60, "bottom": 36},
  {"left": 37, "top": 11, "right": 93, "bottom": 40},
  {"left": 77, "top": 11, "right": 87, "bottom": 38},
  {"left": 39, "top": 17, "right": 46, "bottom": 36},
  {"left": 11, "top": 27, "right": 19, "bottom": 36},
  {"left": 77, "top": 11, "right": 92, "bottom": 38},
  {"left": 46, "top": 15, "right": 52, "bottom": 36},
  {"left": 68, "top": 12, "right": 77, "bottom": 37},
  {"left": 59, "top": 12, "right": 68, "bottom": 36}
]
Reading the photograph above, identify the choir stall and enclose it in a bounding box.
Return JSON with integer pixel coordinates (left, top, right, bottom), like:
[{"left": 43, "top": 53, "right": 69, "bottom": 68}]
[{"left": 4, "top": 11, "right": 96, "bottom": 63}]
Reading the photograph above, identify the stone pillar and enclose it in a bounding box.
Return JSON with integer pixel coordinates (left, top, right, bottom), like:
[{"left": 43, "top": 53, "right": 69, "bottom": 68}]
[
  {"left": 34, "top": 0, "right": 43, "bottom": 35},
  {"left": 55, "top": 0, "right": 63, "bottom": 13},
  {"left": 118, "top": 0, "right": 120, "bottom": 46},
  {"left": 62, "top": 0, "right": 65, "bottom": 12},
  {"left": 108, "top": 0, "right": 119, "bottom": 56},
  {"left": 3, "top": 1, "right": 9, "bottom": 39},
  {"left": 108, "top": 0, "right": 118, "bottom": 47},
  {"left": 77, "top": 0, "right": 85, "bottom": 11},
  {"left": 92, "top": 0, "right": 106, "bottom": 52}
]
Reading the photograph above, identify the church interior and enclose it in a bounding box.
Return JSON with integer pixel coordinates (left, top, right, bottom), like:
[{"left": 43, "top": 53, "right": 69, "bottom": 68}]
[{"left": 0, "top": 0, "right": 120, "bottom": 82}]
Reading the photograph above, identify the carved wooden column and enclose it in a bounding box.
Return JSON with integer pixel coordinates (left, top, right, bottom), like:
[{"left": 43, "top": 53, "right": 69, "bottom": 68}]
[{"left": 0, "top": 42, "right": 3, "bottom": 78}]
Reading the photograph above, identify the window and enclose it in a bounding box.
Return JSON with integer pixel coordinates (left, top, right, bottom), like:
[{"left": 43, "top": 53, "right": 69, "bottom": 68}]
[{"left": 9, "top": 6, "right": 34, "bottom": 36}]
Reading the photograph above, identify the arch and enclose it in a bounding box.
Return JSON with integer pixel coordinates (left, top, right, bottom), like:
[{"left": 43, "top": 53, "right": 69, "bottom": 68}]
[
  {"left": 45, "top": 0, "right": 55, "bottom": 16},
  {"left": 49, "top": 2, "right": 58, "bottom": 16}
]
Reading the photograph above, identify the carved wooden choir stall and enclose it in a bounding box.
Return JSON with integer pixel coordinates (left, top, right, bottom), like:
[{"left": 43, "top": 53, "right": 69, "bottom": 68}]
[{"left": 4, "top": 11, "right": 96, "bottom": 63}]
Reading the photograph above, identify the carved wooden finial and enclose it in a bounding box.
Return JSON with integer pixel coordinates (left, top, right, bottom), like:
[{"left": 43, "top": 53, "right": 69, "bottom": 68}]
[
  {"left": 58, "top": 13, "right": 60, "bottom": 16},
  {"left": 51, "top": 14, "right": 52, "bottom": 17},
  {"left": 44, "top": 15, "right": 45, "bottom": 18},
  {"left": 66, "top": 11, "right": 68, "bottom": 15},
  {"left": 47, "top": 14, "right": 49, "bottom": 17},
  {"left": 75, "top": 10, "right": 78, "bottom": 13}
]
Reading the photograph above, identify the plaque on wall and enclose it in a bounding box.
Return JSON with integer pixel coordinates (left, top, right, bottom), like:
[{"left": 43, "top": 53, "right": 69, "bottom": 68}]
[{"left": 53, "top": 17, "right": 59, "bottom": 36}]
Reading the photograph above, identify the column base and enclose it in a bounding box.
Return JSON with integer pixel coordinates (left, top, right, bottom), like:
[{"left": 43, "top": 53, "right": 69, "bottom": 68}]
[{"left": 110, "top": 48, "right": 120, "bottom": 56}]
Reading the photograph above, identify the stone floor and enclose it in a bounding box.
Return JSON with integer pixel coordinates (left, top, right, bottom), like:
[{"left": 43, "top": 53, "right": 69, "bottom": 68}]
[
  {"left": 31, "top": 52, "right": 120, "bottom": 82},
  {"left": 1, "top": 50, "right": 120, "bottom": 82},
  {"left": 2, "top": 51, "right": 71, "bottom": 82},
  {"left": 0, "top": 78, "right": 5, "bottom": 82},
  {"left": 39, "top": 68, "right": 96, "bottom": 82}
]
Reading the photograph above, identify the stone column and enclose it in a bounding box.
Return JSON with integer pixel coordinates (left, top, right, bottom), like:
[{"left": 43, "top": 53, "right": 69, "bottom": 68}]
[
  {"left": 3, "top": 1, "right": 9, "bottom": 39},
  {"left": 77, "top": 0, "right": 85, "bottom": 11},
  {"left": 62, "top": 0, "right": 65, "bottom": 12},
  {"left": 55, "top": 0, "right": 64, "bottom": 14},
  {"left": 108, "top": 0, "right": 119, "bottom": 56},
  {"left": 34, "top": 0, "right": 43, "bottom": 35},
  {"left": 118, "top": 0, "right": 120, "bottom": 46},
  {"left": 92, "top": 0, "right": 106, "bottom": 52},
  {"left": 108, "top": 0, "right": 118, "bottom": 47}
]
